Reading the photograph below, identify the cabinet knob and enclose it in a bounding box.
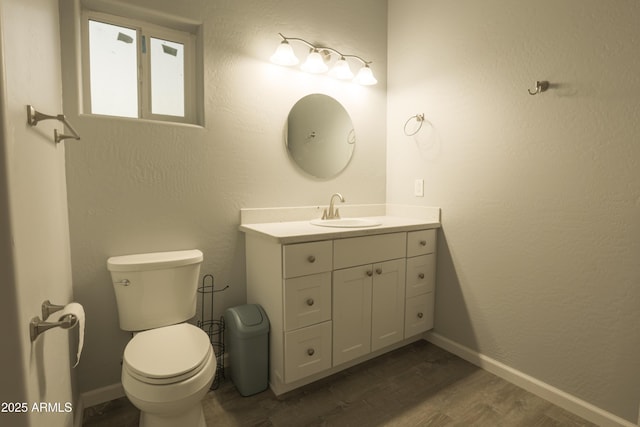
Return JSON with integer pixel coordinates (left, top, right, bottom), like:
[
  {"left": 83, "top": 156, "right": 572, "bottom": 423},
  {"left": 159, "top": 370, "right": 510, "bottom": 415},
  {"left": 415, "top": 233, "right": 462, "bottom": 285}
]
[
  {"left": 307, "top": 348, "right": 315, "bottom": 356},
  {"left": 417, "top": 312, "right": 424, "bottom": 319},
  {"left": 307, "top": 255, "right": 316, "bottom": 263},
  {"left": 419, "top": 240, "right": 427, "bottom": 246},
  {"left": 306, "top": 298, "right": 314, "bottom": 306},
  {"left": 375, "top": 268, "right": 382, "bottom": 275},
  {"left": 366, "top": 270, "right": 373, "bottom": 277},
  {"left": 418, "top": 273, "right": 425, "bottom": 279}
]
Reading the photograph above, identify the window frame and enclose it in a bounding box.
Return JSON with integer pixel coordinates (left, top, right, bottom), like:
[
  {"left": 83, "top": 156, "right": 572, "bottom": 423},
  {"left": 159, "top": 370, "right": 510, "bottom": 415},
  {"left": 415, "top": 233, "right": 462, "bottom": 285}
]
[{"left": 81, "top": 10, "right": 197, "bottom": 124}]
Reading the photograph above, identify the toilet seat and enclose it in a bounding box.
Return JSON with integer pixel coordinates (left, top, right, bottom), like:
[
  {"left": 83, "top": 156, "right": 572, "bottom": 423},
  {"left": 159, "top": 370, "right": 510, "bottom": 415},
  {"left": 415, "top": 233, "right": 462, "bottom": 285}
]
[{"left": 123, "top": 323, "right": 212, "bottom": 385}]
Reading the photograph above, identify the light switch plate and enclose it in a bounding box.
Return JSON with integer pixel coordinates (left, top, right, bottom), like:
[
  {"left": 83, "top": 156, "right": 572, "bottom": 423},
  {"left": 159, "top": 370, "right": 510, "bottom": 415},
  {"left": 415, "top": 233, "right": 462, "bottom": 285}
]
[{"left": 414, "top": 179, "right": 424, "bottom": 197}]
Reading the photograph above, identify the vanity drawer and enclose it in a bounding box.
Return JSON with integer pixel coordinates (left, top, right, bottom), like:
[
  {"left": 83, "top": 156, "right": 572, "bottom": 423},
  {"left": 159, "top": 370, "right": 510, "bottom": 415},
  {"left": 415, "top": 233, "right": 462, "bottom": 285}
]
[
  {"left": 284, "top": 272, "right": 331, "bottom": 331},
  {"left": 404, "top": 292, "right": 434, "bottom": 338},
  {"left": 407, "top": 229, "right": 436, "bottom": 257},
  {"left": 333, "top": 232, "right": 406, "bottom": 269},
  {"left": 284, "top": 321, "right": 332, "bottom": 383},
  {"left": 283, "top": 240, "right": 332, "bottom": 278},
  {"left": 406, "top": 254, "right": 436, "bottom": 298}
]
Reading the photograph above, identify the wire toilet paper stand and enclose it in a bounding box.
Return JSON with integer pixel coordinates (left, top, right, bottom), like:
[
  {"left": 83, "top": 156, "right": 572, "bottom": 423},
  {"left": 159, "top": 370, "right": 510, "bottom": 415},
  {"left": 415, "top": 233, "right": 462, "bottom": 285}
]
[{"left": 197, "top": 274, "right": 228, "bottom": 390}]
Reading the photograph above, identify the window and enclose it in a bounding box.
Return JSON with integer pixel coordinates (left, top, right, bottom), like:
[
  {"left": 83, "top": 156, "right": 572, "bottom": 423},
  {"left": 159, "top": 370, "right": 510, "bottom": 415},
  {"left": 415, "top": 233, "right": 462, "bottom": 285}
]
[{"left": 82, "top": 11, "right": 197, "bottom": 124}]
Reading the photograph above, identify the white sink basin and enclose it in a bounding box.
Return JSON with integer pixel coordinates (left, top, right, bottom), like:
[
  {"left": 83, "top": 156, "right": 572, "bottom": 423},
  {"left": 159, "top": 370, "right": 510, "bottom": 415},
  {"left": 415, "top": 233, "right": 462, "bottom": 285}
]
[{"left": 310, "top": 218, "right": 382, "bottom": 228}]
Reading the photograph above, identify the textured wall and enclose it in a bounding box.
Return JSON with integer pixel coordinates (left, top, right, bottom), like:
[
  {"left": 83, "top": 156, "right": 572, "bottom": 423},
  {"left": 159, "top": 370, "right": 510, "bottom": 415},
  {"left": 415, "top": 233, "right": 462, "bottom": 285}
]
[
  {"left": 61, "top": 0, "right": 387, "bottom": 393},
  {"left": 387, "top": 0, "right": 640, "bottom": 422}
]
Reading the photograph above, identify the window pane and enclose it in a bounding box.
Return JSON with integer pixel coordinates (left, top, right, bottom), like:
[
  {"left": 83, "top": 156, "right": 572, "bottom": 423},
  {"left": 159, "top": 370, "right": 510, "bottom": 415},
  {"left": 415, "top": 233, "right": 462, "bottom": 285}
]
[
  {"left": 150, "top": 37, "right": 184, "bottom": 117},
  {"left": 88, "top": 20, "right": 138, "bottom": 117}
]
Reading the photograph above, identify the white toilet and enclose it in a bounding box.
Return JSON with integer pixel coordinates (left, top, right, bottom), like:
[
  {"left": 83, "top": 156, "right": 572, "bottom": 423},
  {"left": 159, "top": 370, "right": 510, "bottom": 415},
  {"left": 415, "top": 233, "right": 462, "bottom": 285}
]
[{"left": 107, "top": 249, "right": 215, "bottom": 427}]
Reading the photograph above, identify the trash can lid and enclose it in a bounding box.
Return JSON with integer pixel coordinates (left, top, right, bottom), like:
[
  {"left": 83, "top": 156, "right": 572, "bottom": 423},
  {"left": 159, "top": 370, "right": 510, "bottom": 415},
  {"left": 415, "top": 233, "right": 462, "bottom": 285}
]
[
  {"left": 234, "top": 304, "right": 264, "bottom": 326},
  {"left": 224, "top": 304, "right": 269, "bottom": 337}
]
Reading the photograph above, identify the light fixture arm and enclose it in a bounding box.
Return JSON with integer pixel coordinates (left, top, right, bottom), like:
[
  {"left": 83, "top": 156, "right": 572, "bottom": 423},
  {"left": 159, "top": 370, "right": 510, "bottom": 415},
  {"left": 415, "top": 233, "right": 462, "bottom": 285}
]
[{"left": 277, "top": 33, "right": 371, "bottom": 65}]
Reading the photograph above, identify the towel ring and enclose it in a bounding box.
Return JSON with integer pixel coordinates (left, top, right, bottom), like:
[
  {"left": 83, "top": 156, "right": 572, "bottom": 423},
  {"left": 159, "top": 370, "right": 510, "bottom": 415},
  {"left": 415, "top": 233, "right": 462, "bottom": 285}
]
[
  {"left": 26, "top": 105, "right": 81, "bottom": 143},
  {"left": 403, "top": 114, "right": 425, "bottom": 136}
]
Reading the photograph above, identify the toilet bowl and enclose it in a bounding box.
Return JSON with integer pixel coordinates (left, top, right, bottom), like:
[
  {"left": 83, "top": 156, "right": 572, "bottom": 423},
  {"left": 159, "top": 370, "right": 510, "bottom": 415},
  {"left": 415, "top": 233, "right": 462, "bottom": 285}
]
[
  {"left": 122, "top": 324, "right": 216, "bottom": 427},
  {"left": 107, "top": 249, "right": 214, "bottom": 427}
]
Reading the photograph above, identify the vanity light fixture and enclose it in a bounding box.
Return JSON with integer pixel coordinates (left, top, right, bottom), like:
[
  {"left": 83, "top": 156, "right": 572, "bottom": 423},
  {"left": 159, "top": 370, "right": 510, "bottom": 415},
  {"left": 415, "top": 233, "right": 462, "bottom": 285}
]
[
  {"left": 270, "top": 33, "right": 377, "bottom": 85},
  {"left": 301, "top": 49, "right": 329, "bottom": 74},
  {"left": 270, "top": 39, "right": 298, "bottom": 66},
  {"left": 329, "top": 57, "right": 354, "bottom": 80},
  {"left": 353, "top": 64, "right": 377, "bottom": 86}
]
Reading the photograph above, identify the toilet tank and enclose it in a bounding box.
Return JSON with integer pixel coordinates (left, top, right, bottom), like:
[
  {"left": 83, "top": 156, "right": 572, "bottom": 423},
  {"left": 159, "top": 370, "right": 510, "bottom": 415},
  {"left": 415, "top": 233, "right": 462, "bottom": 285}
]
[{"left": 107, "top": 249, "right": 203, "bottom": 331}]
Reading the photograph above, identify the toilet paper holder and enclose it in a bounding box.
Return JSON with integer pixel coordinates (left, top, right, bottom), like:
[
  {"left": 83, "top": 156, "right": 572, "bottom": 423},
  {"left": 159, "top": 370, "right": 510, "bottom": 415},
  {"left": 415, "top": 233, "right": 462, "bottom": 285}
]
[{"left": 30, "top": 300, "right": 78, "bottom": 342}]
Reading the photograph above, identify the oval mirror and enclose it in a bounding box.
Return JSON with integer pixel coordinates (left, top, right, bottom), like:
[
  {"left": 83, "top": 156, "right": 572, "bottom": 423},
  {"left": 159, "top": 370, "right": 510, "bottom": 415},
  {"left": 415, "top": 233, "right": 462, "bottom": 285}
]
[{"left": 285, "top": 94, "right": 355, "bottom": 179}]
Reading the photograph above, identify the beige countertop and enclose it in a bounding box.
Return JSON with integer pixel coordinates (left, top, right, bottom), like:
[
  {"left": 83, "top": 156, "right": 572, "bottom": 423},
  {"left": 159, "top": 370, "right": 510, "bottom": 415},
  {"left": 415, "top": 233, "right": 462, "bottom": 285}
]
[{"left": 239, "top": 216, "right": 440, "bottom": 244}]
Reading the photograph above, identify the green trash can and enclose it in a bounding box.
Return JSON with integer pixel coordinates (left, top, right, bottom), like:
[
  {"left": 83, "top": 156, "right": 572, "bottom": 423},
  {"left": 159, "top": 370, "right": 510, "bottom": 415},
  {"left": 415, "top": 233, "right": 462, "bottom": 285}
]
[{"left": 223, "top": 304, "right": 270, "bottom": 396}]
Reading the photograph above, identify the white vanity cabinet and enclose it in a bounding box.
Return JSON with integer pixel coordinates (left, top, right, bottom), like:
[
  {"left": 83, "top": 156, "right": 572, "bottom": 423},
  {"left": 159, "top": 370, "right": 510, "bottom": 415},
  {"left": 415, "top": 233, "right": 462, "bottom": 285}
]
[
  {"left": 242, "top": 220, "right": 438, "bottom": 395},
  {"left": 404, "top": 229, "right": 437, "bottom": 337}
]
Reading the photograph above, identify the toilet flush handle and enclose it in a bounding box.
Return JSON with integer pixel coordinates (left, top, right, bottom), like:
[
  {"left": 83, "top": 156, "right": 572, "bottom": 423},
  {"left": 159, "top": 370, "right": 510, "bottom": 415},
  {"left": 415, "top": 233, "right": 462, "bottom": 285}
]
[{"left": 115, "top": 279, "right": 130, "bottom": 286}]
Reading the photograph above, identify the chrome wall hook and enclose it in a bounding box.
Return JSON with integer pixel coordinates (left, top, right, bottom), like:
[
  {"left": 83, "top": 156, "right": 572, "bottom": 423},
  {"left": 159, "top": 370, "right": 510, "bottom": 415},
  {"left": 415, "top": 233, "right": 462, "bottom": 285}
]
[{"left": 528, "top": 80, "right": 550, "bottom": 96}]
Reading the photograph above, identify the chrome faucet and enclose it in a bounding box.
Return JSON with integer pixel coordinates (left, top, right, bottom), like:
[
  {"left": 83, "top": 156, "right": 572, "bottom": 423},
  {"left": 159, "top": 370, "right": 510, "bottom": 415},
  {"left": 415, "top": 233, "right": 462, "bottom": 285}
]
[{"left": 322, "top": 193, "right": 345, "bottom": 220}]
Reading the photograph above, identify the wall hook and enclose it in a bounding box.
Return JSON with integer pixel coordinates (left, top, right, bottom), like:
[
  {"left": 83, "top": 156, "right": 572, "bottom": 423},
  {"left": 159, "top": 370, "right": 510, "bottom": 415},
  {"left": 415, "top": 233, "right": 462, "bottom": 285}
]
[{"left": 528, "top": 81, "right": 549, "bottom": 96}]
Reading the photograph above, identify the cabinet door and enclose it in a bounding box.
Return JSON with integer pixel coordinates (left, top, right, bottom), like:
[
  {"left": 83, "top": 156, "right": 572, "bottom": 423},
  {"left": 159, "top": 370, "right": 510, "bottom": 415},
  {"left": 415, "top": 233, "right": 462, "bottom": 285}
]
[
  {"left": 284, "top": 321, "right": 332, "bottom": 383},
  {"left": 406, "top": 254, "right": 436, "bottom": 299},
  {"left": 405, "top": 292, "right": 434, "bottom": 338},
  {"left": 332, "top": 265, "right": 372, "bottom": 366},
  {"left": 371, "top": 258, "right": 406, "bottom": 352},
  {"left": 407, "top": 229, "right": 436, "bottom": 258},
  {"left": 284, "top": 272, "right": 332, "bottom": 331},
  {"left": 283, "top": 240, "right": 332, "bottom": 278}
]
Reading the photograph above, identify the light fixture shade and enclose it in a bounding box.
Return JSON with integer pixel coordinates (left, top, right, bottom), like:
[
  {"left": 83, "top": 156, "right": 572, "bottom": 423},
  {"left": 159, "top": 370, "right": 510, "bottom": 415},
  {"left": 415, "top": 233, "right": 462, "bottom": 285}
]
[
  {"left": 329, "top": 57, "right": 354, "bottom": 80},
  {"left": 301, "top": 50, "right": 328, "bottom": 74},
  {"left": 270, "top": 41, "right": 299, "bottom": 66},
  {"left": 354, "top": 64, "right": 377, "bottom": 85}
]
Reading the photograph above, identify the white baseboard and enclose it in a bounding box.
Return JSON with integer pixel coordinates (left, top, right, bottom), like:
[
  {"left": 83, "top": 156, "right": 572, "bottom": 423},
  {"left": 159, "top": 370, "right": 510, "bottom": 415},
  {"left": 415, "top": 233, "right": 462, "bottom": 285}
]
[
  {"left": 425, "top": 332, "right": 637, "bottom": 427},
  {"left": 80, "top": 383, "right": 125, "bottom": 409}
]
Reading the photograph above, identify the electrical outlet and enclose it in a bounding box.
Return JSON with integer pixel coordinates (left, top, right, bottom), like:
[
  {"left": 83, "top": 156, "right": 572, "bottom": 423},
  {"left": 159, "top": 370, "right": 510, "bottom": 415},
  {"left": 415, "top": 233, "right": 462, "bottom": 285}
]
[{"left": 414, "top": 179, "right": 424, "bottom": 197}]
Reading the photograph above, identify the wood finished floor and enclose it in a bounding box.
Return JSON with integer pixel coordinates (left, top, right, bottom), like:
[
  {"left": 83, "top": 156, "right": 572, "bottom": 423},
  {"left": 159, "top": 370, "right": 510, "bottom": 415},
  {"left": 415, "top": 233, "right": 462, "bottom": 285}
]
[{"left": 83, "top": 340, "right": 598, "bottom": 427}]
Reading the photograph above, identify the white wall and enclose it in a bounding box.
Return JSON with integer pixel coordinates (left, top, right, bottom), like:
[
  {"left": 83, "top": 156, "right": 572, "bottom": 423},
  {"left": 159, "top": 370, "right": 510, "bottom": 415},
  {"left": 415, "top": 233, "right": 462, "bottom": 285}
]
[
  {"left": 387, "top": 0, "right": 640, "bottom": 423},
  {"left": 59, "top": 0, "right": 388, "bottom": 395},
  {"left": 0, "top": 0, "right": 77, "bottom": 426}
]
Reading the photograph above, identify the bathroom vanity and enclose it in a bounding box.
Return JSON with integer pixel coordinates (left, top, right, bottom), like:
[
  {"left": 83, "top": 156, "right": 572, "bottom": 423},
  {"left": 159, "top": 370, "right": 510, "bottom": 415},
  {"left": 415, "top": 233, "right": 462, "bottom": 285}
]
[{"left": 240, "top": 211, "right": 439, "bottom": 395}]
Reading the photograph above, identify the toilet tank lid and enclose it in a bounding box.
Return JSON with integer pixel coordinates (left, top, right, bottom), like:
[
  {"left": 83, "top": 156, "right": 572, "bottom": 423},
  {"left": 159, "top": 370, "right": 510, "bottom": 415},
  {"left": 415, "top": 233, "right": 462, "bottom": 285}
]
[{"left": 107, "top": 249, "right": 203, "bottom": 272}]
